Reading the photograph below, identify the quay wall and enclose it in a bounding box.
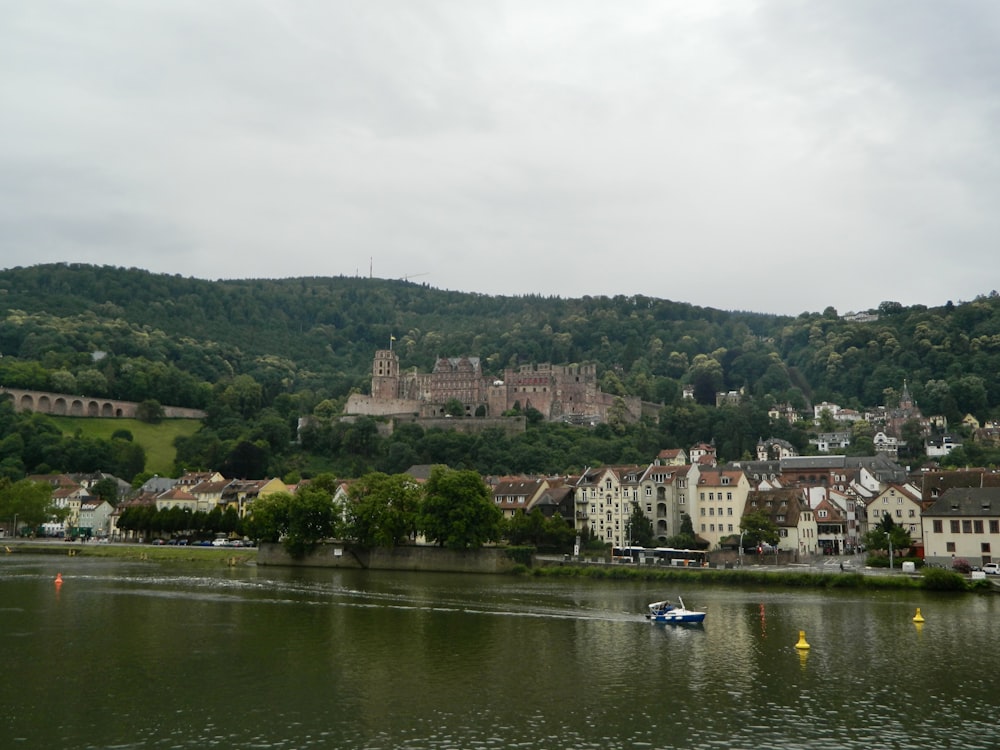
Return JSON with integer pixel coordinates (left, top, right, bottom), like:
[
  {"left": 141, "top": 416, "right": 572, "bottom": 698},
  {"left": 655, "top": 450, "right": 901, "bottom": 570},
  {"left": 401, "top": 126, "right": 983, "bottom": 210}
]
[{"left": 257, "top": 541, "right": 519, "bottom": 574}]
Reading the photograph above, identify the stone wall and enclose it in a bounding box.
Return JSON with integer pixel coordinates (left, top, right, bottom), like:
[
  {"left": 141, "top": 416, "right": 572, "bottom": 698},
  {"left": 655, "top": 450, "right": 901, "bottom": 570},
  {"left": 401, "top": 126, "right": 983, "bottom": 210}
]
[
  {"left": 0, "top": 387, "right": 206, "bottom": 419},
  {"left": 257, "top": 541, "right": 519, "bottom": 574}
]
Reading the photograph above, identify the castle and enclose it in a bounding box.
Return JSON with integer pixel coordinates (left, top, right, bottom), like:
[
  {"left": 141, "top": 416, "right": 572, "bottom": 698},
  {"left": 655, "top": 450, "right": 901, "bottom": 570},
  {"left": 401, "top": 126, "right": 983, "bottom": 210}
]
[{"left": 345, "top": 349, "right": 656, "bottom": 424}]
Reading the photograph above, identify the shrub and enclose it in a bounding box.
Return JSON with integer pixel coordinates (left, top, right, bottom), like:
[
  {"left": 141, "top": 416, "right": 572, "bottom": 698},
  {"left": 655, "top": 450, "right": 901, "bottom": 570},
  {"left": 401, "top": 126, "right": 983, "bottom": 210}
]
[
  {"left": 922, "top": 567, "right": 969, "bottom": 591},
  {"left": 952, "top": 557, "right": 972, "bottom": 574}
]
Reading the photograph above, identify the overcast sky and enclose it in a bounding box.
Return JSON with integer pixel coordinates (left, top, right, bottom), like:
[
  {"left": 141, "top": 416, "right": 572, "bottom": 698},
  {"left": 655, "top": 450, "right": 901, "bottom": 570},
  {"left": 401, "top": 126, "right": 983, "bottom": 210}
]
[{"left": 3, "top": 1, "right": 998, "bottom": 316}]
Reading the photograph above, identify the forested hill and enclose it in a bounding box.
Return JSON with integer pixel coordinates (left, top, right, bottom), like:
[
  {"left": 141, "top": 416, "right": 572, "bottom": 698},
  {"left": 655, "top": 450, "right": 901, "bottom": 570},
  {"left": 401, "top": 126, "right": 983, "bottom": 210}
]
[{"left": 0, "top": 263, "right": 999, "bottom": 426}]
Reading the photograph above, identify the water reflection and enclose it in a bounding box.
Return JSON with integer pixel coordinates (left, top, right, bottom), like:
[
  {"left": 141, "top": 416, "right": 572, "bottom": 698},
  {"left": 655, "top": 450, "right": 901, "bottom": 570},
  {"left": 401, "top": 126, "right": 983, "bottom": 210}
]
[{"left": 1, "top": 556, "right": 998, "bottom": 749}]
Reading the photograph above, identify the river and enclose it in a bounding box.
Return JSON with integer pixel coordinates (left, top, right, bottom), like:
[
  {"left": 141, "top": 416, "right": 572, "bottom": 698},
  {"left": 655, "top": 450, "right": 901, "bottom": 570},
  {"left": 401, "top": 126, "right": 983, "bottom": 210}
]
[{"left": 1, "top": 554, "right": 997, "bottom": 749}]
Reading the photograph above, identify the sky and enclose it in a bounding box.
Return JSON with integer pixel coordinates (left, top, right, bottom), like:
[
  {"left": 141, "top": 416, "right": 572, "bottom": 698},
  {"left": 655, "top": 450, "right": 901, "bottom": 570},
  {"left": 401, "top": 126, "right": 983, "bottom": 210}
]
[{"left": 3, "top": 1, "right": 999, "bottom": 316}]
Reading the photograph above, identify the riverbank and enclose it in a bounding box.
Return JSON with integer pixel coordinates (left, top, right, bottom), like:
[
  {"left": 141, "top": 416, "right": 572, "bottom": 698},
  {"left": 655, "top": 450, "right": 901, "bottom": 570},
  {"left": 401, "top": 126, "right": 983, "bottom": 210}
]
[
  {"left": 526, "top": 560, "right": 990, "bottom": 592},
  {"left": 1, "top": 540, "right": 256, "bottom": 566}
]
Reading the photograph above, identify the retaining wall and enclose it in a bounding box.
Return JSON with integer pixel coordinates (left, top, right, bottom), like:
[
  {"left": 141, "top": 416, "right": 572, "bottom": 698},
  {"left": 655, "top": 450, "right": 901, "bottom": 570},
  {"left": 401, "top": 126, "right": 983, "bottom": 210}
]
[{"left": 257, "top": 542, "right": 519, "bottom": 574}]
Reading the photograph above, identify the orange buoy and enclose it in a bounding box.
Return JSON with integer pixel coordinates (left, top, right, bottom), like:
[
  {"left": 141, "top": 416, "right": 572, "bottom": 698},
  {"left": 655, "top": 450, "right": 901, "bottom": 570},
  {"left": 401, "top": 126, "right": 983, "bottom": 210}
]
[{"left": 55, "top": 573, "right": 63, "bottom": 586}]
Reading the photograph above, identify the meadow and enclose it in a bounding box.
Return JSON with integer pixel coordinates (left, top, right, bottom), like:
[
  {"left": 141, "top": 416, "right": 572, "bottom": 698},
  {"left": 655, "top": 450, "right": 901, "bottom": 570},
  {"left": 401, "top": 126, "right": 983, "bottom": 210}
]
[{"left": 48, "top": 417, "right": 202, "bottom": 476}]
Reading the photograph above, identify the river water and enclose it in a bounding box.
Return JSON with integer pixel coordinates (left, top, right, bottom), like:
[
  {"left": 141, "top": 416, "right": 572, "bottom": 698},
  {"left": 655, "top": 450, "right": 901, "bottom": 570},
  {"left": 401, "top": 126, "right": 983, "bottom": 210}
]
[{"left": 1, "top": 554, "right": 997, "bottom": 749}]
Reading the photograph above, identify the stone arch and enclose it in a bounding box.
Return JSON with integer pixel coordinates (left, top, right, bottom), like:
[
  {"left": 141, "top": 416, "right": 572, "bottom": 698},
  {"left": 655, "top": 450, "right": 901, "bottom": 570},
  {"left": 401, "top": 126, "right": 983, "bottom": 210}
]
[
  {"left": 87, "top": 401, "right": 99, "bottom": 417},
  {"left": 19, "top": 394, "right": 34, "bottom": 412},
  {"left": 38, "top": 395, "right": 51, "bottom": 412},
  {"left": 70, "top": 399, "right": 84, "bottom": 416},
  {"left": 101, "top": 403, "right": 114, "bottom": 417},
  {"left": 53, "top": 398, "right": 68, "bottom": 415}
]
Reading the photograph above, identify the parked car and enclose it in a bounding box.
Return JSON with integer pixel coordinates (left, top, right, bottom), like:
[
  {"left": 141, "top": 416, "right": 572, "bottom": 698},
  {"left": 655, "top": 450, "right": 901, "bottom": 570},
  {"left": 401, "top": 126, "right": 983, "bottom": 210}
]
[
  {"left": 211, "top": 538, "right": 228, "bottom": 547},
  {"left": 983, "top": 563, "right": 1000, "bottom": 575}
]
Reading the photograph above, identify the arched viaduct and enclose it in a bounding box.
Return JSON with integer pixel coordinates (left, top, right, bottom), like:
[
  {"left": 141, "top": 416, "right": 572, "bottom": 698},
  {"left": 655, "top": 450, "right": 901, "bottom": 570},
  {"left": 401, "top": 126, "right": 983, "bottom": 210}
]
[{"left": 0, "top": 388, "right": 206, "bottom": 419}]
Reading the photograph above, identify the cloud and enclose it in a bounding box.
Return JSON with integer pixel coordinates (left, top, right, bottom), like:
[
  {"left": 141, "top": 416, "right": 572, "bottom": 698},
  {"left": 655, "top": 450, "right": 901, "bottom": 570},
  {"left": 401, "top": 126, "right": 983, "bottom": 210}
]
[{"left": 2, "top": 1, "right": 998, "bottom": 315}]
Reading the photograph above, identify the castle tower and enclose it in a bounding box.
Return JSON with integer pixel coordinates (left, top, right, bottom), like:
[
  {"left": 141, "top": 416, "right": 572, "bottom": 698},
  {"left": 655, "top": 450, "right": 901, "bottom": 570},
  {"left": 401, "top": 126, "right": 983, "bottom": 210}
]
[{"left": 371, "top": 349, "right": 400, "bottom": 400}]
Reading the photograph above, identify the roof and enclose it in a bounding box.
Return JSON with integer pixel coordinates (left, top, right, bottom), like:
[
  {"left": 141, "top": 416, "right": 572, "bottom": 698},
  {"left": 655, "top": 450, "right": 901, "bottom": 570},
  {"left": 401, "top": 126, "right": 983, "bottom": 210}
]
[{"left": 922, "top": 487, "right": 1000, "bottom": 517}]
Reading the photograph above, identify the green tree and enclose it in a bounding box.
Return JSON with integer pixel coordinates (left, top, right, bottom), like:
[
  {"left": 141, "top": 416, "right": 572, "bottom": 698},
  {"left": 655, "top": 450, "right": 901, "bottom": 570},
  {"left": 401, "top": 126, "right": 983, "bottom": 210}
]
[
  {"left": 245, "top": 492, "right": 292, "bottom": 544},
  {"left": 136, "top": 399, "right": 165, "bottom": 424},
  {"left": 283, "top": 484, "right": 341, "bottom": 557},
  {"left": 625, "top": 502, "right": 654, "bottom": 547},
  {"left": 664, "top": 513, "right": 700, "bottom": 550},
  {"left": 346, "top": 472, "right": 422, "bottom": 548},
  {"left": 739, "top": 510, "right": 779, "bottom": 548},
  {"left": 0, "top": 479, "right": 55, "bottom": 534},
  {"left": 863, "top": 513, "right": 913, "bottom": 559},
  {"left": 443, "top": 398, "right": 465, "bottom": 417},
  {"left": 419, "top": 466, "right": 502, "bottom": 550},
  {"left": 90, "top": 477, "right": 121, "bottom": 506}
]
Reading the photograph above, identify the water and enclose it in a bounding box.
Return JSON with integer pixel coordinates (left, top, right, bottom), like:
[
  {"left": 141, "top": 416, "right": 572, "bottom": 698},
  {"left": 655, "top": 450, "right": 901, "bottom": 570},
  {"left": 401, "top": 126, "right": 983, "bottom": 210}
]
[{"left": 1, "top": 555, "right": 997, "bottom": 749}]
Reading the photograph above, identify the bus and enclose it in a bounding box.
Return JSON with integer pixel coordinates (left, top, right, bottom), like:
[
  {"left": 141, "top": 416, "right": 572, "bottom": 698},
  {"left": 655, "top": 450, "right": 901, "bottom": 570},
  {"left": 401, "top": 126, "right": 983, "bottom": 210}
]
[
  {"left": 611, "top": 546, "right": 647, "bottom": 563},
  {"left": 651, "top": 547, "right": 707, "bottom": 567}
]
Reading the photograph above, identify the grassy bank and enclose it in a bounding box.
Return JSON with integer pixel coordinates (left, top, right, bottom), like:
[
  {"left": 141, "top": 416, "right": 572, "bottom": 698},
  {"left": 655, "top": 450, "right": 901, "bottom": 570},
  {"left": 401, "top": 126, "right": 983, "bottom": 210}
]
[
  {"left": 48, "top": 416, "right": 202, "bottom": 476},
  {"left": 5, "top": 542, "right": 255, "bottom": 566},
  {"left": 523, "top": 563, "right": 986, "bottom": 592}
]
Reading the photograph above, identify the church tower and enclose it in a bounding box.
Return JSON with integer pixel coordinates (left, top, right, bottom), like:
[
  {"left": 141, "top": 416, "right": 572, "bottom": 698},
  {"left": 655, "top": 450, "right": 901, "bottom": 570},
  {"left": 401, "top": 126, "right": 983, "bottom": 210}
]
[{"left": 371, "top": 349, "right": 400, "bottom": 400}]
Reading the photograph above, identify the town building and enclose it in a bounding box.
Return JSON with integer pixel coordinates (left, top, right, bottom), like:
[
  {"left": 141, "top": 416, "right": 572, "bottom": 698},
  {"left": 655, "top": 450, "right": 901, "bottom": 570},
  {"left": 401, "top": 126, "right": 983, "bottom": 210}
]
[
  {"left": 573, "top": 466, "right": 645, "bottom": 547},
  {"left": 638, "top": 463, "right": 692, "bottom": 543},
  {"left": 690, "top": 465, "right": 751, "bottom": 549},
  {"left": 921, "top": 487, "right": 1000, "bottom": 567},
  {"left": 744, "top": 488, "right": 817, "bottom": 557}
]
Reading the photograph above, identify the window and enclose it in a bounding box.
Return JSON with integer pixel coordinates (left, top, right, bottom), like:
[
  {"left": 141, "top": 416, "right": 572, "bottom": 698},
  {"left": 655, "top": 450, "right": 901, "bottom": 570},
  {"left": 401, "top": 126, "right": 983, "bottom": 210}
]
[
  {"left": 726, "top": 492, "right": 732, "bottom": 501},
  {"left": 645, "top": 487, "right": 652, "bottom": 497},
  {"left": 709, "top": 492, "right": 715, "bottom": 501},
  {"left": 992, "top": 520, "right": 999, "bottom": 534},
  {"left": 951, "top": 520, "right": 960, "bottom": 533},
  {"left": 963, "top": 520, "right": 973, "bottom": 534},
  {"left": 895, "top": 509, "right": 902, "bottom": 518},
  {"left": 982, "top": 543, "right": 992, "bottom": 554},
  {"left": 700, "top": 524, "right": 706, "bottom": 532},
  {"left": 818, "top": 510, "right": 828, "bottom": 519},
  {"left": 679, "top": 495, "right": 686, "bottom": 505},
  {"left": 727, "top": 507, "right": 733, "bottom": 516},
  {"left": 908, "top": 509, "right": 915, "bottom": 518},
  {"left": 700, "top": 508, "right": 706, "bottom": 516},
  {"left": 933, "top": 520, "right": 943, "bottom": 533},
  {"left": 946, "top": 542, "right": 956, "bottom": 552},
  {"left": 974, "top": 520, "right": 984, "bottom": 534}
]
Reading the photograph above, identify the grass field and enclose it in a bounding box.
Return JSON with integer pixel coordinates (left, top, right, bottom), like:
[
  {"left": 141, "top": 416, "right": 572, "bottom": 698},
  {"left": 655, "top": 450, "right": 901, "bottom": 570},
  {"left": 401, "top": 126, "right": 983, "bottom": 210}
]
[{"left": 49, "top": 416, "right": 202, "bottom": 476}]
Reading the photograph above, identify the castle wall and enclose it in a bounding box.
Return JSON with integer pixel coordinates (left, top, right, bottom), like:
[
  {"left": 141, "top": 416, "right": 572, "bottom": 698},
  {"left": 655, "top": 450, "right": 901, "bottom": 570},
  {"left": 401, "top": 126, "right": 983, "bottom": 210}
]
[{"left": 345, "top": 393, "right": 421, "bottom": 417}]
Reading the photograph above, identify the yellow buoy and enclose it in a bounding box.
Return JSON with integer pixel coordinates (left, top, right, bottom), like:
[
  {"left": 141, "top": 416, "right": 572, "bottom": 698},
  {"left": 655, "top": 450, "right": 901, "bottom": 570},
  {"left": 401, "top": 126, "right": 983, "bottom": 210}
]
[
  {"left": 794, "top": 630, "right": 810, "bottom": 650},
  {"left": 913, "top": 608, "right": 925, "bottom": 623}
]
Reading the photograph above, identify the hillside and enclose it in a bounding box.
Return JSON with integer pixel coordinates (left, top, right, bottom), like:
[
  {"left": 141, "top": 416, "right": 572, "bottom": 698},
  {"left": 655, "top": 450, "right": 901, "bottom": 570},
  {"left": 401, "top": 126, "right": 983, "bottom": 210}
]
[{"left": 1, "top": 263, "right": 999, "bottom": 481}]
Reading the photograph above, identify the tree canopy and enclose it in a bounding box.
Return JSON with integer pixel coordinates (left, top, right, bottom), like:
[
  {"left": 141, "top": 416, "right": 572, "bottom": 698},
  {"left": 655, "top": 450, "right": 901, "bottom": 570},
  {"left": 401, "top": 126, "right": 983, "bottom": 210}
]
[{"left": 419, "top": 466, "right": 503, "bottom": 550}]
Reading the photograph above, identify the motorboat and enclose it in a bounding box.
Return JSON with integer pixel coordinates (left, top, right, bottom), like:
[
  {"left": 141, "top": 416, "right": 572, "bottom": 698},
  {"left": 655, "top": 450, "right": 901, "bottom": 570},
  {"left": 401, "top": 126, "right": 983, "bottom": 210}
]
[{"left": 644, "top": 596, "right": 706, "bottom": 624}]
